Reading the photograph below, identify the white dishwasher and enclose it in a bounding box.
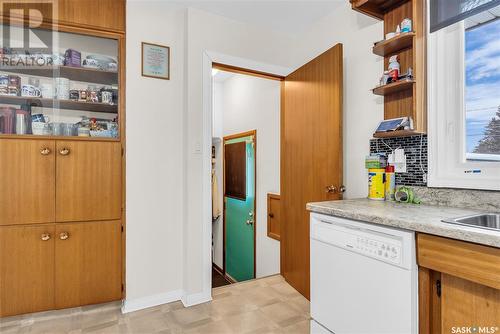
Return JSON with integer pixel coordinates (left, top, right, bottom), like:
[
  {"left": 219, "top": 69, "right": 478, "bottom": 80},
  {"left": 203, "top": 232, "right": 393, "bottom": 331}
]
[{"left": 310, "top": 212, "right": 418, "bottom": 334}]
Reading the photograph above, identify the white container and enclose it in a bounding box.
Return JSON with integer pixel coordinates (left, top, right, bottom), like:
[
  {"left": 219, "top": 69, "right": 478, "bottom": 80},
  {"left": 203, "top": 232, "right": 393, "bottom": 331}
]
[
  {"left": 55, "top": 77, "right": 70, "bottom": 100},
  {"left": 16, "top": 114, "right": 26, "bottom": 134},
  {"left": 41, "top": 83, "right": 54, "bottom": 98}
]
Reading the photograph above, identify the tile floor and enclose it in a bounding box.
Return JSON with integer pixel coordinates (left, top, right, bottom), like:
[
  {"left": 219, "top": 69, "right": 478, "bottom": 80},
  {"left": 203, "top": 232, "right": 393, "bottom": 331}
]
[{"left": 0, "top": 275, "right": 311, "bottom": 334}]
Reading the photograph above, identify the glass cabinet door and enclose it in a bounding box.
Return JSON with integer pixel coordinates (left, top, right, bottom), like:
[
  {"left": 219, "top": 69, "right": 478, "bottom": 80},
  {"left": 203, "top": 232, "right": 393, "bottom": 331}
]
[{"left": 0, "top": 25, "right": 120, "bottom": 139}]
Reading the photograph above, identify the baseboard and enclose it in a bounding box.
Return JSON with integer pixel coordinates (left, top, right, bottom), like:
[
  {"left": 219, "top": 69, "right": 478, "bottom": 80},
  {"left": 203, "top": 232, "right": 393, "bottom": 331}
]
[
  {"left": 212, "top": 262, "right": 223, "bottom": 275},
  {"left": 181, "top": 290, "right": 212, "bottom": 307},
  {"left": 121, "top": 289, "right": 183, "bottom": 314}
]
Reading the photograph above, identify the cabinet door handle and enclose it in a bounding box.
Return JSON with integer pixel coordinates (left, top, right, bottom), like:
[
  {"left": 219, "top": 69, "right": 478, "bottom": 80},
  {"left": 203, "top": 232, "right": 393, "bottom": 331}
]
[
  {"left": 325, "top": 185, "right": 338, "bottom": 193},
  {"left": 59, "top": 148, "right": 70, "bottom": 156},
  {"left": 41, "top": 233, "right": 51, "bottom": 241},
  {"left": 40, "top": 147, "right": 51, "bottom": 155},
  {"left": 59, "top": 232, "right": 69, "bottom": 240}
]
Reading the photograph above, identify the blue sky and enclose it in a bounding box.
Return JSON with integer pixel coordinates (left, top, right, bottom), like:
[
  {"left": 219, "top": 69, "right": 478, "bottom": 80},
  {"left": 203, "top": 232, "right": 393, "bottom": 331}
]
[{"left": 465, "top": 18, "right": 500, "bottom": 152}]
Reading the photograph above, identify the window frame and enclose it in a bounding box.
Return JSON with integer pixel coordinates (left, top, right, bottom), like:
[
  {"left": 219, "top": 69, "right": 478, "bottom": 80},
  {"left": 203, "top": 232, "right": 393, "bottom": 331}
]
[{"left": 427, "top": 15, "right": 500, "bottom": 190}]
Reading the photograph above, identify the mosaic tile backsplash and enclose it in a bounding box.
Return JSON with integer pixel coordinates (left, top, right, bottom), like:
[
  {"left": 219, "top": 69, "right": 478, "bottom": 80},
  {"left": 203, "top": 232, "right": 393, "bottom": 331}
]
[{"left": 369, "top": 134, "right": 428, "bottom": 187}]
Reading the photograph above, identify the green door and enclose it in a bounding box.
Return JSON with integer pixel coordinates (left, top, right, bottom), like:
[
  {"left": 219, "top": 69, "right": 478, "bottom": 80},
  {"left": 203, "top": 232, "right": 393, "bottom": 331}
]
[{"left": 224, "top": 134, "right": 255, "bottom": 282}]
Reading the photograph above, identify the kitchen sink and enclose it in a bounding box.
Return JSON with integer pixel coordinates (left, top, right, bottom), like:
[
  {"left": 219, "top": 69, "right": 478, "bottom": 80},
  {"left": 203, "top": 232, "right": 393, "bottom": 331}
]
[{"left": 442, "top": 213, "right": 500, "bottom": 231}]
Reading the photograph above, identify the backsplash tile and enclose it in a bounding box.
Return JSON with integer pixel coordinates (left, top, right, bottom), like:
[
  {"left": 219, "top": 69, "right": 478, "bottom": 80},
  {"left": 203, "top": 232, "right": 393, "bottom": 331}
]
[{"left": 369, "top": 134, "right": 428, "bottom": 187}]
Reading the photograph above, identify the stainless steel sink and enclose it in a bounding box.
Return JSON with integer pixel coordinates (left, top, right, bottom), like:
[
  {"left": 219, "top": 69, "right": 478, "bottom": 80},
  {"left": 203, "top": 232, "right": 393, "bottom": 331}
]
[{"left": 442, "top": 213, "right": 500, "bottom": 231}]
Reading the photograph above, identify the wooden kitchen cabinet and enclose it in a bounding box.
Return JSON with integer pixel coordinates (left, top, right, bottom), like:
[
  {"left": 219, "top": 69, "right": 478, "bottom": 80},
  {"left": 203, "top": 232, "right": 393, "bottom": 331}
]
[
  {"left": 55, "top": 220, "right": 122, "bottom": 309},
  {"left": 1, "top": 0, "right": 125, "bottom": 32},
  {"left": 57, "top": 0, "right": 125, "bottom": 32},
  {"left": 0, "top": 140, "right": 55, "bottom": 226},
  {"left": 417, "top": 233, "right": 500, "bottom": 333},
  {"left": 0, "top": 225, "right": 55, "bottom": 317},
  {"left": 56, "top": 141, "right": 122, "bottom": 222},
  {"left": 441, "top": 274, "right": 499, "bottom": 333}
]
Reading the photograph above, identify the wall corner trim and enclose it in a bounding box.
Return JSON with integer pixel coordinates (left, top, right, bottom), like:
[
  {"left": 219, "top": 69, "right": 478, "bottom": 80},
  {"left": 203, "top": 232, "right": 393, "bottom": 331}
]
[
  {"left": 181, "top": 291, "right": 212, "bottom": 307},
  {"left": 121, "top": 289, "right": 184, "bottom": 314}
]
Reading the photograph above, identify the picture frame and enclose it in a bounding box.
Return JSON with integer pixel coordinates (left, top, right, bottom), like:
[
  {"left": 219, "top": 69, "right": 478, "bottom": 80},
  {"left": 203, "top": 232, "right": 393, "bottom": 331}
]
[{"left": 141, "top": 42, "right": 170, "bottom": 80}]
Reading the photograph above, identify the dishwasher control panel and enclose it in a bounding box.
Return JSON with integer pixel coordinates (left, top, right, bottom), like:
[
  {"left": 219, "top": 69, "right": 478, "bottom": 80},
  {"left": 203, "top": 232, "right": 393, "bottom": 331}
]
[{"left": 355, "top": 237, "right": 401, "bottom": 264}]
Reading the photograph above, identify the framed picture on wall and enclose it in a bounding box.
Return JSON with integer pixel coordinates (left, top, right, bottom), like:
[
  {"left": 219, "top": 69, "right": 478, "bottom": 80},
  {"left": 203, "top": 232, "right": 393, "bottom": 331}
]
[{"left": 141, "top": 42, "right": 170, "bottom": 80}]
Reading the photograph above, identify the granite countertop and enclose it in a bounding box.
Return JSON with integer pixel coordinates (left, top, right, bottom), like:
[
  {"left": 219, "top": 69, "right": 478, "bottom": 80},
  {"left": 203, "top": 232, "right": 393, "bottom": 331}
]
[{"left": 307, "top": 199, "right": 500, "bottom": 248}]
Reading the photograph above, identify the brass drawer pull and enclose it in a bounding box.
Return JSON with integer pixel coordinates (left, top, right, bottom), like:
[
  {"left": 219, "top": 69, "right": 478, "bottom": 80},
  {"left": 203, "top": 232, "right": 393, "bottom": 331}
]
[
  {"left": 59, "top": 148, "right": 70, "bottom": 156},
  {"left": 40, "top": 147, "right": 51, "bottom": 155},
  {"left": 41, "top": 233, "right": 51, "bottom": 241},
  {"left": 59, "top": 232, "right": 69, "bottom": 240}
]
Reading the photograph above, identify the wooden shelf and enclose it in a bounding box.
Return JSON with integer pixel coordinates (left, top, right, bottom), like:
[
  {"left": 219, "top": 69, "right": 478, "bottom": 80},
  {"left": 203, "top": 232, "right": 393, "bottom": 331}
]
[
  {"left": 0, "top": 134, "right": 120, "bottom": 142},
  {"left": 350, "top": 0, "right": 411, "bottom": 20},
  {"left": 0, "top": 66, "right": 118, "bottom": 85},
  {"left": 373, "top": 130, "right": 422, "bottom": 138},
  {"left": 373, "top": 32, "right": 415, "bottom": 56},
  {"left": 0, "top": 95, "right": 118, "bottom": 113},
  {"left": 372, "top": 80, "right": 415, "bottom": 96}
]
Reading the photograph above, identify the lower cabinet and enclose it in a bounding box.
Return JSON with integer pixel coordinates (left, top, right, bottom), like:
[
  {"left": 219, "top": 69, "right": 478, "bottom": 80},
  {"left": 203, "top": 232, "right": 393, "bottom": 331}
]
[
  {"left": 441, "top": 274, "right": 499, "bottom": 333},
  {"left": 0, "top": 225, "right": 55, "bottom": 317},
  {"left": 55, "top": 220, "right": 122, "bottom": 309},
  {"left": 0, "top": 221, "right": 122, "bottom": 317},
  {"left": 417, "top": 233, "right": 500, "bottom": 333}
]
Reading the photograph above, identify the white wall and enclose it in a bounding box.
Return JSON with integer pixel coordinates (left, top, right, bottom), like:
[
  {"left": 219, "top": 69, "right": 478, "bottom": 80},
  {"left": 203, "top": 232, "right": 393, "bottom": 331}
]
[
  {"left": 212, "top": 73, "right": 281, "bottom": 278},
  {"left": 124, "top": 1, "right": 185, "bottom": 312}
]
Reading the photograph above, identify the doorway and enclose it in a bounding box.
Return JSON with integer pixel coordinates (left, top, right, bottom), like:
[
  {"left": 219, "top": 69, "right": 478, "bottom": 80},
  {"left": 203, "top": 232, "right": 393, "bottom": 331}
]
[
  {"left": 211, "top": 65, "right": 282, "bottom": 289},
  {"left": 205, "top": 45, "right": 343, "bottom": 300}
]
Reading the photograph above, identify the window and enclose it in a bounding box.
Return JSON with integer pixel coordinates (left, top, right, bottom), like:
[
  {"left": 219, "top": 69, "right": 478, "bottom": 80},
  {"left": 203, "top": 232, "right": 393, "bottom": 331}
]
[
  {"left": 465, "top": 18, "right": 500, "bottom": 161},
  {"left": 428, "top": 3, "right": 500, "bottom": 190}
]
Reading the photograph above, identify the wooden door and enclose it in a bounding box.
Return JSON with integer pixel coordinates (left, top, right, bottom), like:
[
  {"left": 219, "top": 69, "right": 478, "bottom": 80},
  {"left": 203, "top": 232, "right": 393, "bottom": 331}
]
[
  {"left": 55, "top": 220, "right": 122, "bottom": 309},
  {"left": 0, "top": 224, "right": 55, "bottom": 317},
  {"left": 0, "top": 139, "right": 55, "bottom": 225},
  {"left": 441, "top": 274, "right": 500, "bottom": 333},
  {"left": 281, "top": 44, "right": 343, "bottom": 299},
  {"left": 56, "top": 141, "right": 121, "bottom": 222}
]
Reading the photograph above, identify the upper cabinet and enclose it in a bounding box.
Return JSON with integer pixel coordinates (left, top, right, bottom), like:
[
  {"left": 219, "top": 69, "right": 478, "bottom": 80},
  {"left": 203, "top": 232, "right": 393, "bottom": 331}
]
[
  {"left": 0, "top": 25, "right": 121, "bottom": 140},
  {"left": 57, "top": 0, "right": 125, "bottom": 32},
  {"left": 350, "top": 0, "right": 427, "bottom": 138},
  {"left": 1, "top": 0, "right": 125, "bottom": 32}
]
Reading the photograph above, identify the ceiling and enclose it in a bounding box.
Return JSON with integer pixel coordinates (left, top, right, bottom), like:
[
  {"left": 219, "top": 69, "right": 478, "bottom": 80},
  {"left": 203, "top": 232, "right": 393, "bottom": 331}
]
[{"left": 179, "top": 1, "right": 343, "bottom": 34}]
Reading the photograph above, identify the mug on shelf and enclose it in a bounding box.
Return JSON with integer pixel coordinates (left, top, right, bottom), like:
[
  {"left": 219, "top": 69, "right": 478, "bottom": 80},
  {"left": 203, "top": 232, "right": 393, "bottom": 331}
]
[{"left": 21, "top": 84, "right": 42, "bottom": 97}]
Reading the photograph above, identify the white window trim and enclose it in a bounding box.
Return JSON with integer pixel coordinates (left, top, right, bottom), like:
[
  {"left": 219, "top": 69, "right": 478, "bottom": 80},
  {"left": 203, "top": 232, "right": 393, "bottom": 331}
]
[{"left": 428, "top": 19, "right": 500, "bottom": 190}]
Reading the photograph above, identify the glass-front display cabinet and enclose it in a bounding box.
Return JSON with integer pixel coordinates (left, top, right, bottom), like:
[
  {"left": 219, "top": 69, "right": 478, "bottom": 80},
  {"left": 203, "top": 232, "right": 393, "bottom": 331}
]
[{"left": 0, "top": 25, "right": 120, "bottom": 139}]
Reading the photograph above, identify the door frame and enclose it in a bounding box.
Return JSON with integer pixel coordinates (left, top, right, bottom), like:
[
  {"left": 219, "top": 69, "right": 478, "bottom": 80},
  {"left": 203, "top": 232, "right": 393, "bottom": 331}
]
[
  {"left": 222, "top": 130, "right": 257, "bottom": 282},
  {"left": 200, "top": 51, "right": 292, "bottom": 304}
]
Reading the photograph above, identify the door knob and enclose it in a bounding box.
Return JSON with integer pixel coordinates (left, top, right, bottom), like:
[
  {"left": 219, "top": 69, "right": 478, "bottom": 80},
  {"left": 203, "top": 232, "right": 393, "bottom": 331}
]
[
  {"left": 40, "top": 147, "right": 51, "bottom": 155},
  {"left": 269, "top": 213, "right": 274, "bottom": 218},
  {"left": 325, "top": 185, "right": 338, "bottom": 193},
  {"left": 246, "top": 219, "right": 254, "bottom": 225},
  {"left": 340, "top": 185, "right": 346, "bottom": 193},
  {"left": 41, "top": 233, "right": 51, "bottom": 241},
  {"left": 59, "top": 148, "right": 70, "bottom": 156},
  {"left": 59, "top": 232, "right": 69, "bottom": 240}
]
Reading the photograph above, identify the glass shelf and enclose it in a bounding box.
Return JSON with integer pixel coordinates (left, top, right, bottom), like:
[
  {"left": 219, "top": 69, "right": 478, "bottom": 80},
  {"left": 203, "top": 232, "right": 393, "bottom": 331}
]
[{"left": 0, "top": 24, "right": 120, "bottom": 139}]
